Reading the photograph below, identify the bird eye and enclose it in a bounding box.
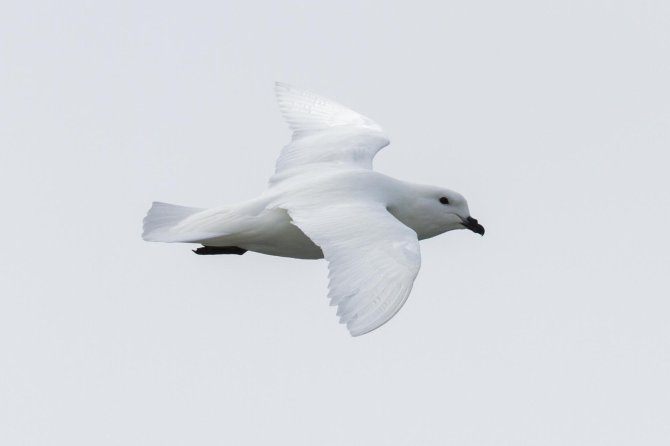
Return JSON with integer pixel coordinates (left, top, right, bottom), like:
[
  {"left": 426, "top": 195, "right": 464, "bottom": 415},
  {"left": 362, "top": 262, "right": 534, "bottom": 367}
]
[{"left": 439, "top": 197, "right": 449, "bottom": 205}]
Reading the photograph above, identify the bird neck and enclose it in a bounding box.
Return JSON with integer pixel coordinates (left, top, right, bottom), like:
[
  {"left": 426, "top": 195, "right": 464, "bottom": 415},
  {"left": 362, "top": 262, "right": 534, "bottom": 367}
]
[{"left": 385, "top": 180, "right": 446, "bottom": 240}]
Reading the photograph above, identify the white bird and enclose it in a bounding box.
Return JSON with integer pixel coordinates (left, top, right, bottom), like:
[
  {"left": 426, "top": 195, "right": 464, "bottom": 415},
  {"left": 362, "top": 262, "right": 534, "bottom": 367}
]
[{"left": 143, "top": 83, "right": 485, "bottom": 336}]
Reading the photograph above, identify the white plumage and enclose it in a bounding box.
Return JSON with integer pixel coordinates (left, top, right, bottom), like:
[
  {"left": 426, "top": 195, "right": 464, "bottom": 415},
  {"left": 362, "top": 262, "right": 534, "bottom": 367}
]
[{"left": 143, "top": 83, "right": 484, "bottom": 336}]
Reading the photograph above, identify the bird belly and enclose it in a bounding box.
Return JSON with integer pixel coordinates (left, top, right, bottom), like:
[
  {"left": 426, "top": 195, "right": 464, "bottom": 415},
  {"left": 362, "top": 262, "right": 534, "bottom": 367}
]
[{"left": 203, "top": 207, "right": 323, "bottom": 260}]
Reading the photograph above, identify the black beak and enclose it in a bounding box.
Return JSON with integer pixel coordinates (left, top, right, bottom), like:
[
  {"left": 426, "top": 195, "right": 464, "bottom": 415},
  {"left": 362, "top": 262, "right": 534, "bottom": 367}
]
[{"left": 462, "top": 216, "right": 485, "bottom": 236}]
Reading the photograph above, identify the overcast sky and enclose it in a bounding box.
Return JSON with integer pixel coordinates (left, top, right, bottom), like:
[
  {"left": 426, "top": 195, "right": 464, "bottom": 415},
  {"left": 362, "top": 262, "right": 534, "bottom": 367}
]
[{"left": 1, "top": 0, "right": 669, "bottom": 445}]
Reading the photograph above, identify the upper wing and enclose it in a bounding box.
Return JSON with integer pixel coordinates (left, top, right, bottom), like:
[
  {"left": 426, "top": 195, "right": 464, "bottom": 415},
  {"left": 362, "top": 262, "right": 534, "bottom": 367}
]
[
  {"left": 286, "top": 202, "right": 421, "bottom": 336},
  {"left": 273, "top": 83, "right": 390, "bottom": 175}
]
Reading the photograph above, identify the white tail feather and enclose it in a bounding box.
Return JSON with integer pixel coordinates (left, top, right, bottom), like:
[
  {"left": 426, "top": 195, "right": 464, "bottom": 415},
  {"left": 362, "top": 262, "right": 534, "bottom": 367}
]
[{"left": 142, "top": 202, "right": 205, "bottom": 242}]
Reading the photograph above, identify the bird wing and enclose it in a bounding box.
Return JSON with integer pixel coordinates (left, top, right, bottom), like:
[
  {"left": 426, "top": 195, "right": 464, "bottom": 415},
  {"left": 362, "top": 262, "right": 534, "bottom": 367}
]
[
  {"left": 285, "top": 201, "right": 421, "bottom": 336},
  {"left": 272, "top": 82, "right": 390, "bottom": 175}
]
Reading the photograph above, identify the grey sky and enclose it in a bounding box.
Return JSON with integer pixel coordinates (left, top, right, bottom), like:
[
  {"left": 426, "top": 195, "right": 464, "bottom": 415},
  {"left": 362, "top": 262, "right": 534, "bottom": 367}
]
[{"left": 1, "top": 0, "right": 669, "bottom": 444}]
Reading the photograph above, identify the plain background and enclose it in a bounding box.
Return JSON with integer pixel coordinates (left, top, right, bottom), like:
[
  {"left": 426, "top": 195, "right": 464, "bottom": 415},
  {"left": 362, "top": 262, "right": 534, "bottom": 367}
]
[{"left": 1, "top": 0, "right": 669, "bottom": 444}]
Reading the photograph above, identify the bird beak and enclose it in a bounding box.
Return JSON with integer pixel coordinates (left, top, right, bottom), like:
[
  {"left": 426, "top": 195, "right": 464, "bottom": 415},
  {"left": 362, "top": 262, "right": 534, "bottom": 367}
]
[{"left": 462, "top": 216, "right": 485, "bottom": 236}]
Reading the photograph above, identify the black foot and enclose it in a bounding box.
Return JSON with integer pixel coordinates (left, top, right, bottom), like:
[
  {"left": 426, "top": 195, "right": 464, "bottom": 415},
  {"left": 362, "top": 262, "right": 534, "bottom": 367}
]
[{"left": 192, "top": 246, "right": 247, "bottom": 255}]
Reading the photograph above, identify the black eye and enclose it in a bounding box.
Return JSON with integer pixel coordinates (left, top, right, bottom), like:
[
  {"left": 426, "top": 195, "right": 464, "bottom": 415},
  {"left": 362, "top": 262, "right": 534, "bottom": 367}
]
[{"left": 439, "top": 197, "right": 449, "bottom": 205}]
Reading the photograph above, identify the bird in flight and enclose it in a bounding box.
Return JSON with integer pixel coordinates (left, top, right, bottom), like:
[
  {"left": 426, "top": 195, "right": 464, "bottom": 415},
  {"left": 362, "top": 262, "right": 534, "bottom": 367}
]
[{"left": 143, "top": 82, "right": 485, "bottom": 336}]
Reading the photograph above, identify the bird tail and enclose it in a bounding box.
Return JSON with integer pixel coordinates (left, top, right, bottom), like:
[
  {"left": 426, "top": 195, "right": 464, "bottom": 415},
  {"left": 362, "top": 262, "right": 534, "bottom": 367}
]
[{"left": 142, "top": 201, "right": 207, "bottom": 242}]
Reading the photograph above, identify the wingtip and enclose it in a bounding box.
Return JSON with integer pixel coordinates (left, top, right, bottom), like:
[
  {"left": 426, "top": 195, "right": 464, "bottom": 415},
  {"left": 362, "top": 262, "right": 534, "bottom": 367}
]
[
  {"left": 274, "top": 81, "right": 291, "bottom": 94},
  {"left": 348, "top": 326, "right": 372, "bottom": 337}
]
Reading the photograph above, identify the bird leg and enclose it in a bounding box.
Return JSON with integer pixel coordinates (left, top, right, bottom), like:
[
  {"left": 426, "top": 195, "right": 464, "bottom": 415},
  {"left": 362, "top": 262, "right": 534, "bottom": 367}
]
[{"left": 192, "top": 246, "right": 247, "bottom": 255}]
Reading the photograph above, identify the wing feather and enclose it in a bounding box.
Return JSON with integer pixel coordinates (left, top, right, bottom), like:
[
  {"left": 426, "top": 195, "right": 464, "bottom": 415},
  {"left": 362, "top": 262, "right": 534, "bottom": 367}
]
[
  {"left": 275, "top": 82, "right": 383, "bottom": 133},
  {"left": 286, "top": 203, "right": 421, "bottom": 336},
  {"left": 272, "top": 83, "right": 390, "bottom": 176}
]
